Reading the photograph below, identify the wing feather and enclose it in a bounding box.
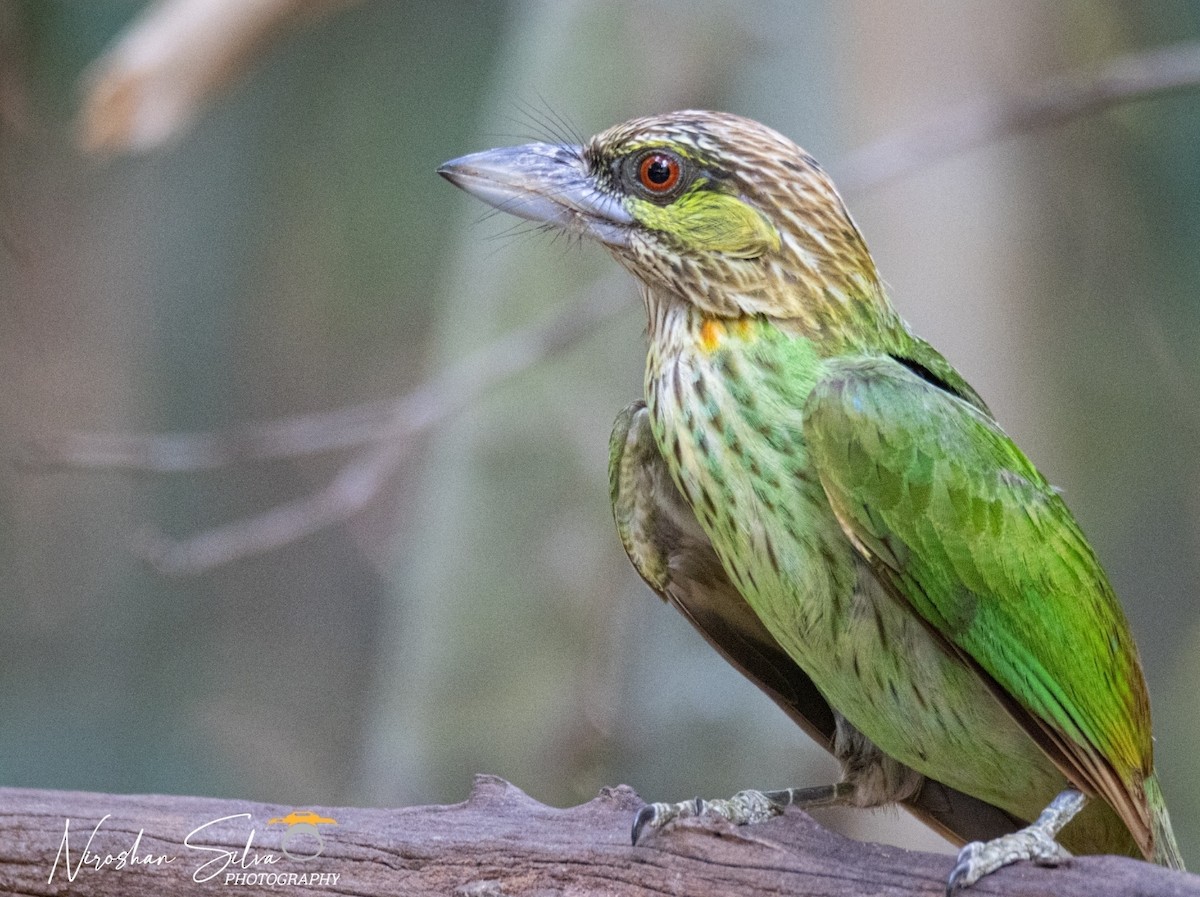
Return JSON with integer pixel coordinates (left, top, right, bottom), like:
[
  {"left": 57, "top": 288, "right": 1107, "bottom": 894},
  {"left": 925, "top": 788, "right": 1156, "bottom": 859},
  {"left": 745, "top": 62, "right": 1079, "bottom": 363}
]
[{"left": 803, "top": 356, "right": 1154, "bottom": 855}]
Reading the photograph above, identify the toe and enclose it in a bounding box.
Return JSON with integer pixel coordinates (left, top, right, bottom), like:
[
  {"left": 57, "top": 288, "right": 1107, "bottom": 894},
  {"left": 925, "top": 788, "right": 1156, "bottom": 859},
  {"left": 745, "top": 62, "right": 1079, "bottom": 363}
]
[{"left": 945, "top": 842, "right": 983, "bottom": 894}]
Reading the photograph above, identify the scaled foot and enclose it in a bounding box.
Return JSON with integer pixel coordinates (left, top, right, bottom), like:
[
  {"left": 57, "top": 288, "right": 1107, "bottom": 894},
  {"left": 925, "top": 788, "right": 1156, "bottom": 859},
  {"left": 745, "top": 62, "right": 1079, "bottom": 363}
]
[
  {"left": 946, "top": 789, "right": 1085, "bottom": 893},
  {"left": 632, "top": 783, "right": 853, "bottom": 844}
]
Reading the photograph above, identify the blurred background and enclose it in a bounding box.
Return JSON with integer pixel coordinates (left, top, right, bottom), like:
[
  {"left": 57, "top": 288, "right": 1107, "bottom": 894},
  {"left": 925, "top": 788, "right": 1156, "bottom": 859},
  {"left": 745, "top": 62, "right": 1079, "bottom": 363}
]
[{"left": 1, "top": 0, "right": 1198, "bottom": 864}]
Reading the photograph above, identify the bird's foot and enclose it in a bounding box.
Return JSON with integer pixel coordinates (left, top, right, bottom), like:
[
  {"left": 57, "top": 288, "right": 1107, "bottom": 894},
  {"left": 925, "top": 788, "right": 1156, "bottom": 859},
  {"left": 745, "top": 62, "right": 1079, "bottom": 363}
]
[
  {"left": 632, "top": 783, "right": 852, "bottom": 844},
  {"left": 632, "top": 789, "right": 782, "bottom": 844},
  {"left": 946, "top": 788, "right": 1085, "bottom": 893}
]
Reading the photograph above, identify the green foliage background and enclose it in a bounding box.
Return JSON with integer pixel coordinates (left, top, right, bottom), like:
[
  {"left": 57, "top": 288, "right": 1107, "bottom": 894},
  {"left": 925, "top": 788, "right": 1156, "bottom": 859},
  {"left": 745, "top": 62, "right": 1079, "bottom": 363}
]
[{"left": 1, "top": 0, "right": 1197, "bottom": 863}]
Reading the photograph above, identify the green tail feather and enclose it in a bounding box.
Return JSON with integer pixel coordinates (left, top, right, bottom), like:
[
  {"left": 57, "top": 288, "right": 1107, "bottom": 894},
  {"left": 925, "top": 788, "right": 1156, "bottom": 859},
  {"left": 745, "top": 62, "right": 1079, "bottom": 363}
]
[{"left": 1147, "top": 774, "right": 1186, "bottom": 870}]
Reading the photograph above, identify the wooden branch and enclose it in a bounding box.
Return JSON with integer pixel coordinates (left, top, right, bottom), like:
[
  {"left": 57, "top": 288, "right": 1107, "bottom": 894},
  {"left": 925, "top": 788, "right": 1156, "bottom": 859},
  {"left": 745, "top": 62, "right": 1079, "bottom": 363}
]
[{"left": 1, "top": 776, "right": 1194, "bottom": 896}]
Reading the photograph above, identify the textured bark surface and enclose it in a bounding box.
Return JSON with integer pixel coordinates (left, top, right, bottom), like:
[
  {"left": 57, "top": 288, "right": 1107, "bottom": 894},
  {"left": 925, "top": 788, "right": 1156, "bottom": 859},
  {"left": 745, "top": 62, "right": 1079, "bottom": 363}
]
[{"left": 1, "top": 775, "right": 1196, "bottom": 896}]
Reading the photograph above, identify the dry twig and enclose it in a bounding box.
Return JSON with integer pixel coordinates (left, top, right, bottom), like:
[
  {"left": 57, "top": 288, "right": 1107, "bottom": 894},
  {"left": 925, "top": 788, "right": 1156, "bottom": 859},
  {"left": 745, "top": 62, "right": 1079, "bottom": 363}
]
[
  {"left": 78, "top": 0, "right": 358, "bottom": 155},
  {"left": 836, "top": 40, "right": 1200, "bottom": 191},
  {"left": 94, "top": 275, "right": 624, "bottom": 574}
]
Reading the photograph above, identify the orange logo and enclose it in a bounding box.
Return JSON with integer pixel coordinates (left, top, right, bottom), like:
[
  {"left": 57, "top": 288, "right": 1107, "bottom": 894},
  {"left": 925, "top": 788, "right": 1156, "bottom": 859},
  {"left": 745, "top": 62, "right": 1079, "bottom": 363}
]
[{"left": 267, "top": 811, "right": 338, "bottom": 827}]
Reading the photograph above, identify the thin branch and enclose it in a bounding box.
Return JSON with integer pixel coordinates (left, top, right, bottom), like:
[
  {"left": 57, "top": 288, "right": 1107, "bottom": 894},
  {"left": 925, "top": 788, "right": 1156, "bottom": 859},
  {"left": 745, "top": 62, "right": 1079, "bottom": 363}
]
[
  {"left": 23, "top": 39, "right": 1200, "bottom": 572},
  {"left": 837, "top": 40, "right": 1200, "bottom": 191},
  {"left": 127, "top": 273, "right": 631, "bottom": 574},
  {"left": 22, "top": 272, "right": 629, "bottom": 476},
  {"left": 22, "top": 403, "right": 396, "bottom": 471}
]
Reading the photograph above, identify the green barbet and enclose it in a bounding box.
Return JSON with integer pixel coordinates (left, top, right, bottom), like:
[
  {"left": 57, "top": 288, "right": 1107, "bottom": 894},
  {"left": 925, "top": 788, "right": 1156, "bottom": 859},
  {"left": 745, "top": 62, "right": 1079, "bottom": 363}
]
[{"left": 438, "top": 111, "right": 1185, "bottom": 889}]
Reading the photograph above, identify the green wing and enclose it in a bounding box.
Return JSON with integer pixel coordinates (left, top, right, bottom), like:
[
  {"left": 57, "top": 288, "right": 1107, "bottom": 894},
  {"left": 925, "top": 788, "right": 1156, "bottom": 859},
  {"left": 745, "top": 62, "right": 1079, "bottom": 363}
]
[
  {"left": 609, "top": 399, "right": 1025, "bottom": 845},
  {"left": 803, "top": 355, "right": 1154, "bottom": 853}
]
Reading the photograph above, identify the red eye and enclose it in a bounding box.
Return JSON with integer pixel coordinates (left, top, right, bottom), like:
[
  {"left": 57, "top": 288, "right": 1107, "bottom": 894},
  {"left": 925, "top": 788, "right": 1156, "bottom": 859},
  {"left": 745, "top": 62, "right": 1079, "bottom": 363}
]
[{"left": 637, "top": 152, "right": 681, "bottom": 194}]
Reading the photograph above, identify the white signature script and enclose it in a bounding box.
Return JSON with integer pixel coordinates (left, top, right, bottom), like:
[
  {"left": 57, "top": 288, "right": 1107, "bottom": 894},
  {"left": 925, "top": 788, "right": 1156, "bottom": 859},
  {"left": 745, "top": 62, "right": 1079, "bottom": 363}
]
[{"left": 49, "top": 813, "right": 297, "bottom": 884}]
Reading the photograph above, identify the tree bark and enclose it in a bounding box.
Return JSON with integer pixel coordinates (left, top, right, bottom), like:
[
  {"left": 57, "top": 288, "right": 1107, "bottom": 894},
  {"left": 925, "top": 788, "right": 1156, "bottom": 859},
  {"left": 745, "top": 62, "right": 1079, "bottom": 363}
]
[{"left": 1, "top": 775, "right": 1194, "bottom": 896}]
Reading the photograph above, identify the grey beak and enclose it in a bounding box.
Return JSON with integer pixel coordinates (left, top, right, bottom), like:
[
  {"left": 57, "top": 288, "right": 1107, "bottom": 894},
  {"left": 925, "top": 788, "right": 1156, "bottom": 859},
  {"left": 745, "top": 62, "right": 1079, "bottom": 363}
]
[{"left": 439, "top": 143, "right": 633, "bottom": 247}]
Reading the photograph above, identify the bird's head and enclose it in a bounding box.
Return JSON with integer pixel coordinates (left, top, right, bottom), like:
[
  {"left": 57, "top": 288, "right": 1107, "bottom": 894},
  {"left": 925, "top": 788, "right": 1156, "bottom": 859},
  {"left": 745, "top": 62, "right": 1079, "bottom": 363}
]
[{"left": 439, "top": 110, "right": 886, "bottom": 325}]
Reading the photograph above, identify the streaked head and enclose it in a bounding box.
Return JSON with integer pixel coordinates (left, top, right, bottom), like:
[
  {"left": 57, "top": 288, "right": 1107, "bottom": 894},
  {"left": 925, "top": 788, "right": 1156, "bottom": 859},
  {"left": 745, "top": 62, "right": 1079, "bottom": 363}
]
[{"left": 439, "top": 110, "right": 883, "bottom": 321}]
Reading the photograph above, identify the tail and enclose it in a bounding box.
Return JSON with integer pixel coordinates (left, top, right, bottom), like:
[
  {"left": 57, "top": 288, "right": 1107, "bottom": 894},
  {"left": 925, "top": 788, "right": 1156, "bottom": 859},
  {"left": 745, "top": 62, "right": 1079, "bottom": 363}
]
[{"left": 1146, "top": 773, "right": 1186, "bottom": 870}]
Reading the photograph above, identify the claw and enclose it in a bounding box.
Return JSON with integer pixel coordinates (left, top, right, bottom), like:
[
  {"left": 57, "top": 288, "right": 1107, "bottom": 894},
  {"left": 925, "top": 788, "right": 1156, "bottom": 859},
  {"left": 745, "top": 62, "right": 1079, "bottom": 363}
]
[
  {"left": 631, "top": 797, "right": 704, "bottom": 844},
  {"left": 631, "top": 805, "right": 656, "bottom": 845},
  {"left": 944, "top": 789, "right": 1082, "bottom": 892},
  {"left": 946, "top": 833, "right": 1070, "bottom": 893}
]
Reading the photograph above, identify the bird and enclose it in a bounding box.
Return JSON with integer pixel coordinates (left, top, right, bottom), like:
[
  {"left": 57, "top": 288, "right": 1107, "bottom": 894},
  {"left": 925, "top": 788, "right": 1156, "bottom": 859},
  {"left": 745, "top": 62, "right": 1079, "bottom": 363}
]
[{"left": 438, "top": 110, "right": 1185, "bottom": 891}]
